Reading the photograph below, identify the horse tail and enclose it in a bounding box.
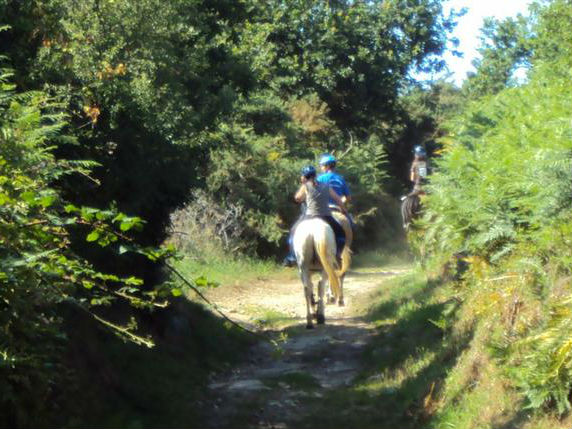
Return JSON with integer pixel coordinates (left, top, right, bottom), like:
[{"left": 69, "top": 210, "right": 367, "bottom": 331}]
[
  {"left": 315, "top": 228, "right": 341, "bottom": 300},
  {"left": 338, "top": 246, "right": 352, "bottom": 278}
]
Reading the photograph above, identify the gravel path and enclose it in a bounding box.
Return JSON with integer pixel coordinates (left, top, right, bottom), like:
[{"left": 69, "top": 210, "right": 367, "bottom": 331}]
[{"left": 200, "top": 268, "right": 408, "bottom": 428}]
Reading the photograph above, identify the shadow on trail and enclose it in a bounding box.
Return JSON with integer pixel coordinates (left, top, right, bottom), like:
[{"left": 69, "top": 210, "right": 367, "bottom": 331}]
[
  {"left": 202, "top": 320, "right": 377, "bottom": 429},
  {"left": 494, "top": 408, "right": 533, "bottom": 429},
  {"left": 294, "top": 281, "right": 473, "bottom": 429},
  {"left": 63, "top": 297, "right": 256, "bottom": 429},
  {"left": 363, "top": 277, "right": 442, "bottom": 324}
]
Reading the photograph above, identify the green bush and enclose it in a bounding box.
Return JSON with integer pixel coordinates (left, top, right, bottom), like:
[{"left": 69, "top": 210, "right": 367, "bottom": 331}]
[
  {"left": 415, "top": 0, "right": 572, "bottom": 414},
  {"left": 0, "top": 67, "right": 175, "bottom": 427}
]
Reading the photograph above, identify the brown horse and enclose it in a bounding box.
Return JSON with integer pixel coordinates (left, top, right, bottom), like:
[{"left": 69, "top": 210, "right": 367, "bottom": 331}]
[{"left": 401, "top": 194, "right": 421, "bottom": 231}]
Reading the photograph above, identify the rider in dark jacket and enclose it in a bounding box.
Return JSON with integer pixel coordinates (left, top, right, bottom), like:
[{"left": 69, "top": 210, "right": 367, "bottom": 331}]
[
  {"left": 401, "top": 145, "right": 430, "bottom": 230},
  {"left": 408, "top": 145, "right": 429, "bottom": 196}
]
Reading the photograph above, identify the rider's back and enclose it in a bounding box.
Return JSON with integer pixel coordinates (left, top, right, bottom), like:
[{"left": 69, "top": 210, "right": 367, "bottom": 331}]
[
  {"left": 304, "top": 181, "right": 330, "bottom": 217},
  {"left": 317, "top": 171, "right": 349, "bottom": 203}
]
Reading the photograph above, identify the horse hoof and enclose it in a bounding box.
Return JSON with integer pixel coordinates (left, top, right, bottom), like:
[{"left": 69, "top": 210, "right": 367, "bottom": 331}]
[
  {"left": 338, "top": 300, "right": 345, "bottom": 307},
  {"left": 317, "top": 314, "right": 325, "bottom": 324},
  {"left": 328, "top": 296, "right": 335, "bottom": 305},
  {"left": 306, "top": 324, "right": 314, "bottom": 329}
]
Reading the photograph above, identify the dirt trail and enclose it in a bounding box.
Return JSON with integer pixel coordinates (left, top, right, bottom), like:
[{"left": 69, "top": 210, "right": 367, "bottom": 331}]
[{"left": 200, "top": 268, "right": 408, "bottom": 428}]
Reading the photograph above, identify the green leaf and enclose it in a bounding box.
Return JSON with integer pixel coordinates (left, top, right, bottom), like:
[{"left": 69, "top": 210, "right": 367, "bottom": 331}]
[
  {"left": 82, "top": 280, "right": 94, "bottom": 289},
  {"left": 80, "top": 207, "right": 98, "bottom": 221},
  {"left": 20, "top": 191, "right": 36, "bottom": 204},
  {"left": 120, "top": 221, "right": 133, "bottom": 231},
  {"left": 0, "top": 193, "right": 10, "bottom": 205},
  {"left": 171, "top": 288, "right": 182, "bottom": 297},
  {"left": 39, "top": 195, "right": 56, "bottom": 207},
  {"left": 125, "top": 276, "right": 143, "bottom": 286},
  {"left": 195, "top": 276, "right": 208, "bottom": 287},
  {"left": 86, "top": 231, "right": 100, "bottom": 242}
]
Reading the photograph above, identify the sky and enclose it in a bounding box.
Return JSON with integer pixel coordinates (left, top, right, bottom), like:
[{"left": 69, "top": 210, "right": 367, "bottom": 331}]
[{"left": 430, "top": 0, "right": 533, "bottom": 86}]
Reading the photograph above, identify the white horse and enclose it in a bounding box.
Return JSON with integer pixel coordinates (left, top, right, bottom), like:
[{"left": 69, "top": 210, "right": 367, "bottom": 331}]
[{"left": 293, "top": 217, "right": 352, "bottom": 329}]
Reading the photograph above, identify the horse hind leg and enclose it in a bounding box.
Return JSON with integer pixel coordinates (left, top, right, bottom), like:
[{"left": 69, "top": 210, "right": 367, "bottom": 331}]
[
  {"left": 300, "top": 270, "right": 314, "bottom": 329},
  {"left": 338, "top": 272, "right": 345, "bottom": 307},
  {"left": 316, "top": 276, "right": 326, "bottom": 324}
]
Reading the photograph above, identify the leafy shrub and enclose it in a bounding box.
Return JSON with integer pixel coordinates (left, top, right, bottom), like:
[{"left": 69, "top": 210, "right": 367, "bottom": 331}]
[
  {"left": 167, "top": 189, "right": 247, "bottom": 257},
  {"left": 415, "top": 0, "right": 572, "bottom": 413},
  {"left": 0, "top": 67, "right": 173, "bottom": 427}
]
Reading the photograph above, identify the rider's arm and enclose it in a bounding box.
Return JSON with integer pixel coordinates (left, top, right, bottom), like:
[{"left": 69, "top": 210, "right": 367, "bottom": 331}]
[
  {"left": 329, "top": 188, "right": 347, "bottom": 214},
  {"left": 294, "top": 184, "right": 307, "bottom": 203},
  {"left": 410, "top": 162, "right": 417, "bottom": 182},
  {"left": 341, "top": 178, "right": 351, "bottom": 204}
]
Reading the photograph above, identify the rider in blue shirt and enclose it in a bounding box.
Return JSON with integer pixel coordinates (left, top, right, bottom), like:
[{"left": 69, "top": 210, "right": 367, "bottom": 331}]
[{"left": 317, "top": 154, "right": 351, "bottom": 206}]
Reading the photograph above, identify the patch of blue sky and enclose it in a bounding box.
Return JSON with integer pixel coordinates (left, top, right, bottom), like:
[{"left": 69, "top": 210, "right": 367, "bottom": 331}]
[{"left": 412, "top": 0, "right": 533, "bottom": 87}]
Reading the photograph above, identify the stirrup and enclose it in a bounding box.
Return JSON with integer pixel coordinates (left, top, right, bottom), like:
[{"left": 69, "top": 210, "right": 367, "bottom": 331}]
[{"left": 282, "top": 256, "right": 296, "bottom": 267}]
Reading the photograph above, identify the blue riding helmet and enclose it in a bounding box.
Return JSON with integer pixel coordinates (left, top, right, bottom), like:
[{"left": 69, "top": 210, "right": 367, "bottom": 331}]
[
  {"left": 301, "top": 165, "right": 317, "bottom": 179},
  {"left": 319, "top": 153, "right": 336, "bottom": 166},
  {"left": 413, "top": 145, "right": 426, "bottom": 157}
]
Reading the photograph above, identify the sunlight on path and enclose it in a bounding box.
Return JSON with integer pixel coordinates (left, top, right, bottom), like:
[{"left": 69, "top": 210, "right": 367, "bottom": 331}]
[{"left": 201, "top": 268, "right": 410, "bottom": 428}]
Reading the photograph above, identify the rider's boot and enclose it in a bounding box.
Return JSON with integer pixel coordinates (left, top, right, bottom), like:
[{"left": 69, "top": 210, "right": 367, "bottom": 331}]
[{"left": 282, "top": 253, "right": 297, "bottom": 267}]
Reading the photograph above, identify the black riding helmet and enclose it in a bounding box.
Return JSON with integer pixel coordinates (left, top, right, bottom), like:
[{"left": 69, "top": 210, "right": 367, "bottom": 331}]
[
  {"left": 413, "top": 145, "right": 427, "bottom": 157},
  {"left": 301, "top": 165, "right": 317, "bottom": 179}
]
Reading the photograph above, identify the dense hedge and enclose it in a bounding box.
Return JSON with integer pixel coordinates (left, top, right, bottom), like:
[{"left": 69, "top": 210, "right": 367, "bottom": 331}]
[{"left": 416, "top": 0, "right": 572, "bottom": 413}]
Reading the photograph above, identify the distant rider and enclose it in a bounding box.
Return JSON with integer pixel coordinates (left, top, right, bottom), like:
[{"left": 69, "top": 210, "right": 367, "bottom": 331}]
[
  {"left": 401, "top": 145, "right": 430, "bottom": 229},
  {"left": 408, "top": 145, "right": 429, "bottom": 196}
]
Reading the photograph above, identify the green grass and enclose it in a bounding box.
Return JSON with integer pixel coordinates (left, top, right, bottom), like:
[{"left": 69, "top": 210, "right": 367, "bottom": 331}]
[
  {"left": 429, "top": 318, "right": 572, "bottom": 429},
  {"left": 351, "top": 247, "right": 414, "bottom": 272},
  {"left": 244, "top": 305, "right": 293, "bottom": 329},
  {"left": 172, "top": 254, "right": 294, "bottom": 287},
  {"left": 339, "top": 270, "right": 572, "bottom": 429}
]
